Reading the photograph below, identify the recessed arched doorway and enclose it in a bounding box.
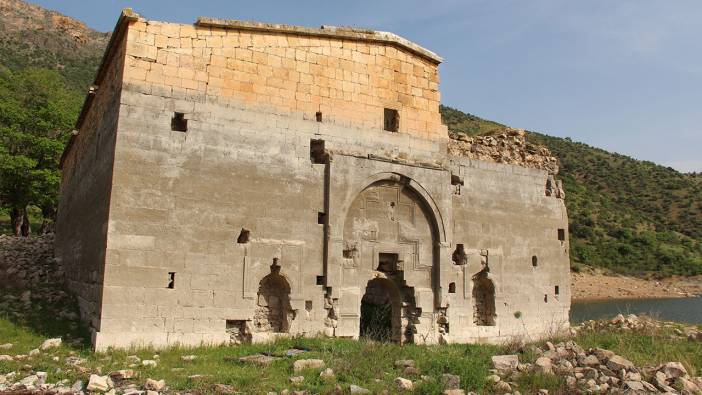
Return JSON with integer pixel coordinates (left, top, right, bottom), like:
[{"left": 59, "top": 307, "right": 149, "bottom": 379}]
[
  {"left": 360, "top": 277, "right": 402, "bottom": 342},
  {"left": 253, "top": 263, "right": 294, "bottom": 333}
]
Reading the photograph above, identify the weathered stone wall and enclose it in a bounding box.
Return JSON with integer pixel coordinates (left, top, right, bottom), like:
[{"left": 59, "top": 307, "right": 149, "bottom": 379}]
[
  {"left": 444, "top": 157, "right": 571, "bottom": 343},
  {"left": 58, "top": 12, "right": 571, "bottom": 350},
  {"left": 55, "top": 32, "right": 126, "bottom": 336},
  {"left": 122, "top": 17, "right": 445, "bottom": 140}
]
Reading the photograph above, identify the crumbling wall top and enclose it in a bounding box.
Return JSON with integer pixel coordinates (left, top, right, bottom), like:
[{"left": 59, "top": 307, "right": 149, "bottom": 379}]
[{"left": 448, "top": 129, "right": 560, "bottom": 174}]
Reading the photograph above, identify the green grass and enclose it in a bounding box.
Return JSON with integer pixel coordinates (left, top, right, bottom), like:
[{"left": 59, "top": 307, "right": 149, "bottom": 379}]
[
  {"left": 0, "top": 314, "right": 502, "bottom": 394},
  {"left": 3, "top": 297, "right": 702, "bottom": 394}
]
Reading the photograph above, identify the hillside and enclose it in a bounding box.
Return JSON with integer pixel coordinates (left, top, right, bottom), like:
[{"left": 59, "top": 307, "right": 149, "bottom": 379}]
[
  {"left": 0, "top": 0, "right": 109, "bottom": 91},
  {"left": 0, "top": 0, "right": 699, "bottom": 276},
  {"left": 441, "top": 106, "right": 702, "bottom": 276}
]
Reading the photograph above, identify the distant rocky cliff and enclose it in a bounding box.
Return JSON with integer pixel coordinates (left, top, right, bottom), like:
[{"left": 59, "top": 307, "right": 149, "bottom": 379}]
[{"left": 0, "top": 0, "right": 109, "bottom": 90}]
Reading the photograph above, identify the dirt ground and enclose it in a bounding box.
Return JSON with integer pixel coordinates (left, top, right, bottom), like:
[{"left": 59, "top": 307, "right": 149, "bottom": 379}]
[{"left": 571, "top": 270, "right": 702, "bottom": 301}]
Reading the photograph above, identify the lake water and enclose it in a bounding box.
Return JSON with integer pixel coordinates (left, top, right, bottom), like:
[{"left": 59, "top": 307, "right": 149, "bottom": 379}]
[{"left": 570, "top": 296, "right": 702, "bottom": 325}]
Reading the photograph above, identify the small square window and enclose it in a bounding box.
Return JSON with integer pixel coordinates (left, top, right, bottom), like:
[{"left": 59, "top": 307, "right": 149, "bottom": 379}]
[
  {"left": 171, "top": 112, "right": 188, "bottom": 132},
  {"left": 383, "top": 108, "right": 399, "bottom": 132},
  {"left": 557, "top": 228, "right": 566, "bottom": 241}
]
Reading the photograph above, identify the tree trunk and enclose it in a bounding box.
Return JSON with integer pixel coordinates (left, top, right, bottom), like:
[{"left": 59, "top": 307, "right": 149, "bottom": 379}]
[
  {"left": 39, "top": 205, "right": 56, "bottom": 235},
  {"left": 10, "top": 207, "right": 23, "bottom": 237},
  {"left": 20, "top": 207, "right": 31, "bottom": 237}
]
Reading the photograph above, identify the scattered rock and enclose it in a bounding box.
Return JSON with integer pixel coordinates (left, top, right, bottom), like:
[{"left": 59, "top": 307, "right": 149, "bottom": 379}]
[
  {"left": 319, "top": 368, "right": 335, "bottom": 380},
  {"left": 181, "top": 355, "right": 197, "bottom": 362},
  {"left": 40, "top": 337, "right": 62, "bottom": 350},
  {"left": 494, "top": 380, "right": 512, "bottom": 393},
  {"left": 349, "top": 384, "right": 371, "bottom": 394},
  {"left": 443, "top": 390, "right": 465, "bottom": 395},
  {"left": 535, "top": 356, "right": 553, "bottom": 374},
  {"left": 237, "top": 354, "right": 279, "bottom": 366},
  {"left": 606, "top": 355, "right": 634, "bottom": 371},
  {"left": 485, "top": 375, "right": 501, "bottom": 384},
  {"left": 658, "top": 361, "right": 688, "bottom": 379},
  {"left": 403, "top": 366, "right": 419, "bottom": 376},
  {"left": 289, "top": 376, "right": 304, "bottom": 384},
  {"left": 0, "top": 343, "right": 12, "bottom": 350},
  {"left": 394, "top": 377, "right": 413, "bottom": 391},
  {"left": 293, "top": 359, "right": 325, "bottom": 372},
  {"left": 144, "top": 378, "right": 166, "bottom": 391},
  {"left": 110, "top": 369, "right": 135, "bottom": 380},
  {"left": 491, "top": 355, "right": 519, "bottom": 373},
  {"left": 141, "top": 359, "right": 158, "bottom": 368},
  {"left": 87, "top": 374, "right": 112, "bottom": 392},
  {"left": 394, "top": 359, "right": 415, "bottom": 369}
]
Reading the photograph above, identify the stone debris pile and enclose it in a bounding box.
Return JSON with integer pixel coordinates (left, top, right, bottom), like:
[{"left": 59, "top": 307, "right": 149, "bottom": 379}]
[
  {"left": 448, "top": 128, "right": 559, "bottom": 174},
  {"left": 490, "top": 339, "right": 702, "bottom": 394}
]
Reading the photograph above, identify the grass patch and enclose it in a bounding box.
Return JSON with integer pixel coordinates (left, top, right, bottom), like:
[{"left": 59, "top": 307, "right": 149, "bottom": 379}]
[{"left": 2, "top": 281, "right": 701, "bottom": 394}]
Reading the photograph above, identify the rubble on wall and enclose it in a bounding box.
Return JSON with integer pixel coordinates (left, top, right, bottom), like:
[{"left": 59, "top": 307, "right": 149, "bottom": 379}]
[{"left": 448, "top": 128, "right": 559, "bottom": 174}]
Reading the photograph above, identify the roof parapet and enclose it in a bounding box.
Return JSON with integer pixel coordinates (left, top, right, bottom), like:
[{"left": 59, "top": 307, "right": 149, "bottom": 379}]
[{"left": 195, "top": 17, "right": 443, "bottom": 64}]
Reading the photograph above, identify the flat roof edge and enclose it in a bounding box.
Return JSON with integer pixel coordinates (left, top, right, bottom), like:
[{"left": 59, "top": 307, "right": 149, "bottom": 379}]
[{"left": 195, "top": 17, "right": 443, "bottom": 64}]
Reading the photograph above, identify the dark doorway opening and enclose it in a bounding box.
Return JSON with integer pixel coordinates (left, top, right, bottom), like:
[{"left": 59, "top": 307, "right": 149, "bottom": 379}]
[
  {"left": 473, "top": 267, "right": 496, "bottom": 326},
  {"left": 360, "top": 278, "right": 398, "bottom": 342}
]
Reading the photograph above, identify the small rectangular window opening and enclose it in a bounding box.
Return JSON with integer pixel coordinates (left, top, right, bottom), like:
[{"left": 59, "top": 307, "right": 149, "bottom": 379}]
[
  {"left": 383, "top": 108, "right": 399, "bottom": 132},
  {"left": 316, "top": 275, "right": 325, "bottom": 285},
  {"left": 167, "top": 272, "right": 176, "bottom": 289},
  {"left": 171, "top": 112, "right": 188, "bottom": 132},
  {"left": 448, "top": 282, "right": 456, "bottom": 294},
  {"left": 557, "top": 228, "right": 566, "bottom": 241},
  {"left": 310, "top": 139, "right": 326, "bottom": 164},
  {"left": 315, "top": 111, "right": 323, "bottom": 122},
  {"left": 317, "top": 212, "right": 326, "bottom": 225},
  {"left": 555, "top": 285, "right": 560, "bottom": 295}
]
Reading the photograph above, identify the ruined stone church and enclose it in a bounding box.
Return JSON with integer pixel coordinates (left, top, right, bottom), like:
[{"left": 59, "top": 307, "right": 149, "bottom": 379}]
[{"left": 56, "top": 9, "right": 571, "bottom": 351}]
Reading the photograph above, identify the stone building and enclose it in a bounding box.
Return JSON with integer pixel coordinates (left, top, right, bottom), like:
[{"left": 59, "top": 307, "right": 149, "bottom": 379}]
[{"left": 56, "top": 9, "right": 571, "bottom": 351}]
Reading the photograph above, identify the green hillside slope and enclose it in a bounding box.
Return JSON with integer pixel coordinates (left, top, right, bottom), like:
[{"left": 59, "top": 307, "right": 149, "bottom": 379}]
[{"left": 441, "top": 106, "right": 702, "bottom": 276}]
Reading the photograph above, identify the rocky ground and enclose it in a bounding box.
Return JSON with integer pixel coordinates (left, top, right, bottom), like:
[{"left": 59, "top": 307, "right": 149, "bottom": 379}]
[
  {"left": 572, "top": 270, "right": 702, "bottom": 301},
  {"left": 1, "top": 235, "right": 702, "bottom": 394},
  {"left": 488, "top": 314, "right": 702, "bottom": 394}
]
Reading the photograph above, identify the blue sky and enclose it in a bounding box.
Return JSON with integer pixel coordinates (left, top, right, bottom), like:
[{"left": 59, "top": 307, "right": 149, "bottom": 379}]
[{"left": 33, "top": 0, "right": 702, "bottom": 172}]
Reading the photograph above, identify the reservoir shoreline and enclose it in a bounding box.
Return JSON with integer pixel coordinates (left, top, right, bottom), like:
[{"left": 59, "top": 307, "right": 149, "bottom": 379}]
[{"left": 571, "top": 271, "right": 702, "bottom": 301}]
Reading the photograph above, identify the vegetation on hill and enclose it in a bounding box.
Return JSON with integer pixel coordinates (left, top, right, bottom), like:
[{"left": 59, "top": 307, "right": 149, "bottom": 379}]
[
  {"left": 441, "top": 106, "right": 702, "bottom": 276},
  {"left": 0, "top": 0, "right": 109, "bottom": 92},
  {"left": 0, "top": 0, "right": 105, "bottom": 234}
]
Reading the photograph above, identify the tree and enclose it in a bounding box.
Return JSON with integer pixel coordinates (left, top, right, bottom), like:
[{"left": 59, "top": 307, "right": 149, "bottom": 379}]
[{"left": 0, "top": 67, "right": 80, "bottom": 235}]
